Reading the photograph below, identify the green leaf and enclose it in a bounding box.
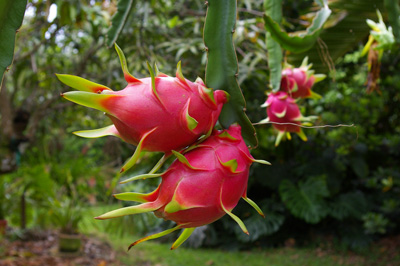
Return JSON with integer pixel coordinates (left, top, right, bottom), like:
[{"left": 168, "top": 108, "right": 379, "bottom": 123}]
[
  {"left": 279, "top": 176, "right": 329, "bottom": 224},
  {"left": 263, "top": 0, "right": 331, "bottom": 54},
  {"left": 0, "top": 0, "right": 28, "bottom": 88},
  {"left": 264, "top": 0, "right": 283, "bottom": 91},
  {"left": 106, "top": 0, "right": 135, "bottom": 48},
  {"left": 235, "top": 211, "right": 284, "bottom": 242},
  {"left": 384, "top": 0, "right": 400, "bottom": 43},
  {"left": 329, "top": 192, "right": 368, "bottom": 220},
  {"left": 288, "top": 0, "right": 385, "bottom": 72},
  {"left": 204, "top": 0, "right": 257, "bottom": 147}
]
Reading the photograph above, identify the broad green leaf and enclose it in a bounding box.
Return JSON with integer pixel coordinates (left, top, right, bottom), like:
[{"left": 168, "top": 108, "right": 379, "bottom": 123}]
[
  {"left": 106, "top": 0, "right": 135, "bottom": 48},
  {"left": 234, "top": 211, "right": 284, "bottom": 242},
  {"left": 329, "top": 192, "right": 368, "bottom": 220},
  {"left": 279, "top": 176, "right": 329, "bottom": 224},
  {"left": 264, "top": 0, "right": 283, "bottom": 91},
  {"left": 288, "top": 0, "right": 385, "bottom": 73},
  {"left": 384, "top": 0, "right": 400, "bottom": 43},
  {"left": 204, "top": 0, "right": 257, "bottom": 147},
  {"left": 263, "top": 0, "right": 331, "bottom": 54},
  {"left": 0, "top": 0, "right": 28, "bottom": 88}
]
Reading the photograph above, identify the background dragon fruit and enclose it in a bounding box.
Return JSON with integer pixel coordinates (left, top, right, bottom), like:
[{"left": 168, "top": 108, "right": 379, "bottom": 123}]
[
  {"left": 260, "top": 91, "right": 313, "bottom": 146},
  {"left": 260, "top": 58, "right": 323, "bottom": 146},
  {"left": 57, "top": 44, "right": 228, "bottom": 172},
  {"left": 280, "top": 57, "right": 326, "bottom": 99},
  {"left": 95, "top": 125, "right": 269, "bottom": 249}
]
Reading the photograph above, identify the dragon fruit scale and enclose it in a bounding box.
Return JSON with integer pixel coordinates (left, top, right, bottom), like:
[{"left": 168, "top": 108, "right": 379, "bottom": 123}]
[
  {"left": 280, "top": 57, "right": 325, "bottom": 99},
  {"left": 260, "top": 91, "right": 313, "bottom": 146},
  {"left": 57, "top": 44, "right": 228, "bottom": 172},
  {"left": 95, "top": 125, "right": 270, "bottom": 250}
]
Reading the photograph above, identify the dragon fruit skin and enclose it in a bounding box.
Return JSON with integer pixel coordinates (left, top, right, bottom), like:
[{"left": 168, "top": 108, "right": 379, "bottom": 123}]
[
  {"left": 281, "top": 67, "right": 315, "bottom": 99},
  {"left": 265, "top": 91, "right": 302, "bottom": 132},
  {"left": 262, "top": 91, "right": 308, "bottom": 146},
  {"left": 95, "top": 125, "right": 268, "bottom": 249},
  {"left": 100, "top": 75, "right": 227, "bottom": 152},
  {"left": 280, "top": 58, "right": 325, "bottom": 99},
  {"left": 57, "top": 44, "right": 228, "bottom": 172}
]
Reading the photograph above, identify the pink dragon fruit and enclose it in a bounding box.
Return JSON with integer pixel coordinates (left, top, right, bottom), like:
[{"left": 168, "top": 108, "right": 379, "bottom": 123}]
[
  {"left": 260, "top": 91, "right": 311, "bottom": 146},
  {"left": 95, "top": 125, "right": 269, "bottom": 249},
  {"left": 280, "top": 57, "right": 325, "bottom": 99},
  {"left": 57, "top": 44, "right": 228, "bottom": 172}
]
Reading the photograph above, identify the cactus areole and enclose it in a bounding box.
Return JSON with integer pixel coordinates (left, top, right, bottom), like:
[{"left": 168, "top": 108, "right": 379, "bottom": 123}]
[
  {"left": 96, "top": 125, "right": 269, "bottom": 249},
  {"left": 57, "top": 44, "right": 228, "bottom": 172}
]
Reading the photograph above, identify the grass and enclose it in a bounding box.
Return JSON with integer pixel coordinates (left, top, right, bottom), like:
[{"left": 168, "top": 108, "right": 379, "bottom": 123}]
[
  {"left": 80, "top": 205, "right": 398, "bottom": 266},
  {"left": 105, "top": 235, "right": 367, "bottom": 266}
]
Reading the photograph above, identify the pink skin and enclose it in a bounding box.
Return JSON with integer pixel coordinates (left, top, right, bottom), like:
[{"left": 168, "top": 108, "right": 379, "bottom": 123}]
[
  {"left": 265, "top": 91, "right": 302, "bottom": 133},
  {"left": 281, "top": 67, "right": 314, "bottom": 99},
  {"left": 100, "top": 76, "right": 228, "bottom": 152},
  {"left": 145, "top": 125, "right": 253, "bottom": 228}
]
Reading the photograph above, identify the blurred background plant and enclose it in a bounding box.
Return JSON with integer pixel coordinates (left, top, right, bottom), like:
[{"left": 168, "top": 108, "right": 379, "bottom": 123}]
[{"left": 0, "top": 0, "right": 399, "bottom": 255}]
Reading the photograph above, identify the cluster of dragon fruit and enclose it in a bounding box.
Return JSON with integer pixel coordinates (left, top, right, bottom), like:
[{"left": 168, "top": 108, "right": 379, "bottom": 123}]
[
  {"left": 259, "top": 58, "right": 326, "bottom": 146},
  {"left": 58, "top": 45, "right": 270, "bottom": 249}
]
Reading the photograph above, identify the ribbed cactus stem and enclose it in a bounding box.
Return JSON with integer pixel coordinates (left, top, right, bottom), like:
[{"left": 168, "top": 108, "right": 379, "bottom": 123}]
[{"left": 203, "top": 0, "right": 258, "bottom": 147}]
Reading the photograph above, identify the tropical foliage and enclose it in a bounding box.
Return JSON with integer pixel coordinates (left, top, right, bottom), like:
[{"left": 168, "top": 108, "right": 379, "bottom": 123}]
[{"left": 0, "top": 0, "right": 399, "bottom": 252}]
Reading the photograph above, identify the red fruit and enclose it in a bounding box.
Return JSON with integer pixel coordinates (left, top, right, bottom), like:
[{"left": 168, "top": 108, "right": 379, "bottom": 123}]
[
  {"left": 281, "top": 67, "right": 314, "bottom": 98},
  {"left": 57, "top": 44, "right": 228, "bottom": 172},
  {"left": 261, "top": 91, "right": 308, "bottom": 146},
  {"left": 280, "top": 58, "right": 325, "bottom": 99},
  {"left": 96, "top": 125, "right": 269, "bottom": 249}
]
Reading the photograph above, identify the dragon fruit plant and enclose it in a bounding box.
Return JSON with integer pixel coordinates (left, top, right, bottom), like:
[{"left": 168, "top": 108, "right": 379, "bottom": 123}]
[
  {"left": 95, "top": 125, "right": 269, "bottom": 249},
  {"left": 260, "top": 91, "right": 316, "bottom": 146},
  {"left": 57, "top": 44, "right": 228, "bottom": 172},
  {"left": 280, "top": 57, "right": 326, "bottom": 99}
]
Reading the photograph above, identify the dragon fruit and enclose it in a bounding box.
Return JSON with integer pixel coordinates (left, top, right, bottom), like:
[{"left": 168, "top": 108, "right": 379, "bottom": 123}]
[
  {"left": 280, "top": 57, "right": 325, "bottom": 99},
  {"left": 95, "top": 125, "right": 269, "bottom": 249},
  {"left": 57, "top": 44, "right": 228, "bottom": 172},
  {"left": 260, "top": 91, "right": 313, "bottom": 146}
]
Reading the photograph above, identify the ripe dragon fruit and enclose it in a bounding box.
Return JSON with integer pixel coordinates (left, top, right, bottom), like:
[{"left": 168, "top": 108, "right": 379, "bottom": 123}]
[
  {"left": 260, "top": 91, "right": 315, "bottom": 146},
  {"left": 280, "top": 57, "right": 325, "bottom": 99},
  {"left": 57, "top": 44, "right": 228, "bottom": 172},
  {"left": 95, "top": 125, "right": 269, "bottom": 249}
]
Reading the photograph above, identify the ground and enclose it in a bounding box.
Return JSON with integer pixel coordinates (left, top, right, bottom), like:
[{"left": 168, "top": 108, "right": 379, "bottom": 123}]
[
  {"left": 0, "top": 231, "right": 126, "bottom": 266},
  {"left": 0, "top": 230, "right": 399, "bottom": 266}
]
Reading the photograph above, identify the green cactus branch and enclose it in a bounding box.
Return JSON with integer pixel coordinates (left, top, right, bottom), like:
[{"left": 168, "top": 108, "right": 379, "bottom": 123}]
[
  {"left": 106, "top": 0, "right": 135, "bottom": 47},
  {"left": 264, "top": 0, "right": 283, "bottom": 92},
  {"left": 263, "top": 0, "right": 331, "bottom": 54},
  {"left": 204, "top": 0, "right": 258, "bottom": 148},
  {"left": 0, "top": 0, "right": 28, "bottom": 88},
  {"left": 384, "top": 0, "right": 400, "bottom": 43}
]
